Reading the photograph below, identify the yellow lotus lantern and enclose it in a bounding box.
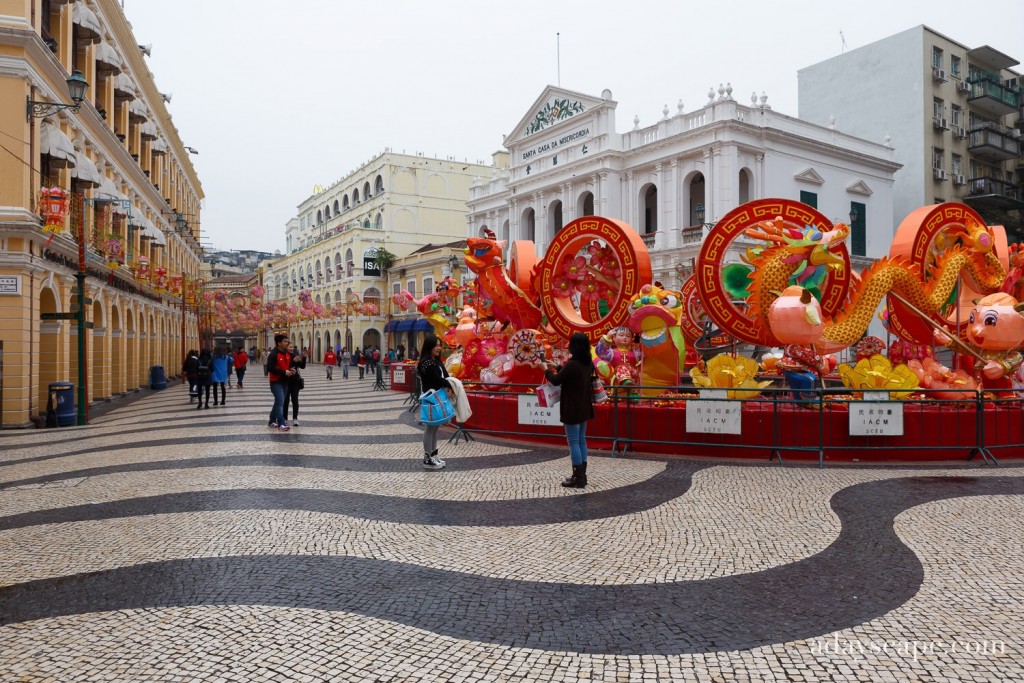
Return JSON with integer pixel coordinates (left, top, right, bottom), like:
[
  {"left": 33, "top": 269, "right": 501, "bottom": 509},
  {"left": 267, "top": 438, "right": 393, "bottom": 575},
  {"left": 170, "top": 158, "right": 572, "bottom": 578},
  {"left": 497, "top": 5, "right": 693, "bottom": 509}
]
[
  {"left": 837, "top": 354, "right": 919, "bottom": 399},
  {"left": 689, "top": 353, "right": 773, "bottom": 399}
]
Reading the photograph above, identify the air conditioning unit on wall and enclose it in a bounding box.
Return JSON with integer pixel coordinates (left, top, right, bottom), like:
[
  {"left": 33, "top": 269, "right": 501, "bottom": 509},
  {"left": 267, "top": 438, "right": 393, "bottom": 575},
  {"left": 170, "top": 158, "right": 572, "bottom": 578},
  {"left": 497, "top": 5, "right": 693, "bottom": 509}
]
[
  {"left": 934, "top": 168, "right": 948, "bottom": 181},
  {"left": 954, "top": 127, "right": 967, "bottom": 139},
  {"left": 933, "top": 67, "right": 947, "bottom": 82},
  {"left": 933, "top": 117, "right": 949, "bottom": 131},
  {"left": 953, "top": 174, "right": 966, "bottom": 186},
  {"left": 957, "top": 80, "right": 971, "bottom": 94}
]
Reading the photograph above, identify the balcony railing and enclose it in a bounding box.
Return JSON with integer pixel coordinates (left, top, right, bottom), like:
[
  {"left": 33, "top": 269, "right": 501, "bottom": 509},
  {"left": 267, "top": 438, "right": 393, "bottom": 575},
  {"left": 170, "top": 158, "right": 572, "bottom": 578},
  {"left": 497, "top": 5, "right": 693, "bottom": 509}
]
[
  {"left": 968, "top": 120, "right": 1021, "bottom": 161},
  {"left": 641, "top": 231, "right": 656, "bottom": 247},
  {"left": 968, "top": 76, "right": 1020, "bottom": 117},
  {"left": 681, "top": 226, "right": 703, "bottom": 245},
  {"left": 967, "top": 176, "right": 1022, "bottom": 201}
]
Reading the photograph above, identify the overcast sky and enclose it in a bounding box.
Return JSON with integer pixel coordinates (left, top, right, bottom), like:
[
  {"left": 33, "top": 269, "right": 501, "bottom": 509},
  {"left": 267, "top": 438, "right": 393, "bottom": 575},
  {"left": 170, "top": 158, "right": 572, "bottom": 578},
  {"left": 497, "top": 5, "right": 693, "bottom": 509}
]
[{"left": 122, "top": 0, "right": 1023, "bottom": 254}]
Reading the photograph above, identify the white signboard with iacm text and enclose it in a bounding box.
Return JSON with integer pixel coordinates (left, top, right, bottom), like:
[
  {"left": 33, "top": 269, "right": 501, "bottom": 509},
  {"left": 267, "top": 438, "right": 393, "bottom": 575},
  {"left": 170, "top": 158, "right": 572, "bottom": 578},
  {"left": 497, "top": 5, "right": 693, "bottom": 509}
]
[
  {"left": 0, "top": 276, "right": 21, "bottom": 295},
  {"left": 849, "top": 391, "right": 904, "bottom": 436},
  {"left": 393, "top": 367, "right": 406, "bottom": 384},
  {"left": 517, "top": 394, "right": 562, "bottom": 427},
  {"left": 685, "top": 393, "right": 743, "bottom": 435}
]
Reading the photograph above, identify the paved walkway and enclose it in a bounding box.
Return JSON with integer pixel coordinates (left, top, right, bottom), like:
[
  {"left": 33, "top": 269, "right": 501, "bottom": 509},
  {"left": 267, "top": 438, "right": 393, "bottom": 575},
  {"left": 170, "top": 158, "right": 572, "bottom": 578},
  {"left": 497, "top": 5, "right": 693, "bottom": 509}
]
[{"left": 0, "top": 371, "right": 1021, "bottom": 681}]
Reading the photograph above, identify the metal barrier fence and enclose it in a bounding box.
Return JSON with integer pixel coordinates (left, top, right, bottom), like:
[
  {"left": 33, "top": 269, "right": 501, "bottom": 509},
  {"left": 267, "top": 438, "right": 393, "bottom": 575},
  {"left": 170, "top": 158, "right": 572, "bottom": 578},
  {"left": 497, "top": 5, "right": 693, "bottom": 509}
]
[{"left": 445, "top": 382, "right": 1021, "bottom": 467}]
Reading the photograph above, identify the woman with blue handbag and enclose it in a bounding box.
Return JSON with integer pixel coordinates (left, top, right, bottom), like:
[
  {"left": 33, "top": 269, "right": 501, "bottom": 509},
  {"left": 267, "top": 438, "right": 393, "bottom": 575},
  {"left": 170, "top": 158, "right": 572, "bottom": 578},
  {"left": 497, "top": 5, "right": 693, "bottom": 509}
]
[
  {"left": 544, "top": 332, "right": 595, "bottom": 488},
  {"left": 416, "top": 335, "right": 451, "bottom": 470}
]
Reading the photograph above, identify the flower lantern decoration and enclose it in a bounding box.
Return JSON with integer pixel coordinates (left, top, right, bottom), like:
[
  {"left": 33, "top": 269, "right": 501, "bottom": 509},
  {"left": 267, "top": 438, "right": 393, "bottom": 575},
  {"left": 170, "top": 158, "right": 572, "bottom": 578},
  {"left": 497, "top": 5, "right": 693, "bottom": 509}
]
[
  {"left": 131, "top": 256, "right": 150, "bottom": 282},
  {"left": 38, "top": 187, "right": 70, "bottom": 239},
  {"left": 250, "top": 284, "right": 265, "bottom": 300},
  {"left": 153, "top": 267, "right": 168, "bottom": 292},
  {"left": 104, "top": 233, "right": 124, "bottom": 269}
]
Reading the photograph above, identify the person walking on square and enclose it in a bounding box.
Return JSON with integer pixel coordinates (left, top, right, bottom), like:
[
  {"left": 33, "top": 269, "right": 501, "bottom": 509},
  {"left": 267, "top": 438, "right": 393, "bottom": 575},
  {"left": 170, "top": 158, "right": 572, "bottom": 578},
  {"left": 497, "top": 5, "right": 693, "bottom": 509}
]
[
  {"left": 226, "top": 349, "right": 235, "bottom": 389},
  {"left": 282, "top": 342, "right": 307, "bottom": 427},
  {"left": 417, "top": 335, "right": 449, "bottom": 470},
  {"left": 194, "top": 348, "right": 214, "bottom": 410},
  {"left": 544, "top": 332, "right": 595, "bottom": 488},
  {"left": 356, "top": 347, "right": 365, "bottom": 379},
  {"left": 182, "top": 349, "right": 199, "bottom": 404},
  {"left": 233, "top": 346, "right": 248, "bottom": 389},
  {"left": 324, "top": 347, "right": 336, "bottom": 380},
  {"left": 341, "top": 347, "right": 351, "bottom": 379},
  {"left": 261, "top": 348, "right": 271, "bottom": 377},
  {"left": 266, "top": 333, "right": 294, "bottom": 431},
  {"left": 210, "top": 346, "right": 230, "bottom": 406}
]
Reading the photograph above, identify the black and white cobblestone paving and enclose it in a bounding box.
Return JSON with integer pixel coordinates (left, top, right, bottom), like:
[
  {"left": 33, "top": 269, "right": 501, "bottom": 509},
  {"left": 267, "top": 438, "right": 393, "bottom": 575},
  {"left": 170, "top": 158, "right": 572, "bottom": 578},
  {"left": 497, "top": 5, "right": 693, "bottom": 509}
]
[{"left": 1, "top": 371, "right": 1022, "bottom": 681}]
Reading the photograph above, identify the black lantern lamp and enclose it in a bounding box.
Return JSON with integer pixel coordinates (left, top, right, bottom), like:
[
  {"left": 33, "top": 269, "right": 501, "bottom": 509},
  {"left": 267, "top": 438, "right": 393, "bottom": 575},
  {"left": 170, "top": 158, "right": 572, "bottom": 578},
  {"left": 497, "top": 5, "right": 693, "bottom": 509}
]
[{"left": 27, "top": 70, "right": 88, "bottom": 119}]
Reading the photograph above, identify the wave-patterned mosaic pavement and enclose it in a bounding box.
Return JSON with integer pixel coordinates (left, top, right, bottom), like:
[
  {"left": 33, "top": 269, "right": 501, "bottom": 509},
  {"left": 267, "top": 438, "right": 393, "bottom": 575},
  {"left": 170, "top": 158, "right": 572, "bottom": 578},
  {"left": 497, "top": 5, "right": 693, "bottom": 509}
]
[{"left": 1, "top": 372, "right": 1022, "bottom": 681}]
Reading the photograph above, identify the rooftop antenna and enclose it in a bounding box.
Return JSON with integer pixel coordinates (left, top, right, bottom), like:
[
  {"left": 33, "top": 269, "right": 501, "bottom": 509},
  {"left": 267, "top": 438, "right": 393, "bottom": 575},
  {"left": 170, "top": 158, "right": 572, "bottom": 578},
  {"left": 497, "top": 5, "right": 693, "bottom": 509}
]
[
  {"left": 557, "top": 33, "right": 561, "bottom": 86},
  {"left": 840, "top": 30, "right": 846, "bottom": 54}
]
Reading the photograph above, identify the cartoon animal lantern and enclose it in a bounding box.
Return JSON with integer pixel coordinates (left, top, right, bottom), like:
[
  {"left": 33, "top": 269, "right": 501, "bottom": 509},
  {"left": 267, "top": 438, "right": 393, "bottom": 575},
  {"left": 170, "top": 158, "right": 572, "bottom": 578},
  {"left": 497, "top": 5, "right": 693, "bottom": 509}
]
[
  {"left": 768, "top": 286, "right": 831, "bottom": 397},
  {"left": 934, "top": 292, "right": 1024, "bottom": 394},
  {"left": 626, "top": 283, "right": 686, "bottom": 397},
  {"left": 464, "top": 231, "right": 543, "bottom": 331},
  {"left": 593, "top": 326, "right": 642, "bottom": 387},
  {"left": 391, "top": 277, "right": 461, "bottom": 340}
]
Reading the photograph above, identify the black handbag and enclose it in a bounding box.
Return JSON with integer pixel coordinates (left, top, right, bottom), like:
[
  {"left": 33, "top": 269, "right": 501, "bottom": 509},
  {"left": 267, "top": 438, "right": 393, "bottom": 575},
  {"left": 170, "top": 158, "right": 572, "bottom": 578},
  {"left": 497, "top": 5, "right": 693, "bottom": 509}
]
[{"left": 295, "top": 372, "right": 305, "bottom": 390}]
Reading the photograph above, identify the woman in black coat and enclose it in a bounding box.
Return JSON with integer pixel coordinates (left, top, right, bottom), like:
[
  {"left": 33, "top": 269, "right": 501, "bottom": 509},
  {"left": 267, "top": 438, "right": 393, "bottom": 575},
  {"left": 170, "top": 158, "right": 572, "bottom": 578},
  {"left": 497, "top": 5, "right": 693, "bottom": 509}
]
[{"left": 544, "top": 332, "right": 595, "bottom": 488}]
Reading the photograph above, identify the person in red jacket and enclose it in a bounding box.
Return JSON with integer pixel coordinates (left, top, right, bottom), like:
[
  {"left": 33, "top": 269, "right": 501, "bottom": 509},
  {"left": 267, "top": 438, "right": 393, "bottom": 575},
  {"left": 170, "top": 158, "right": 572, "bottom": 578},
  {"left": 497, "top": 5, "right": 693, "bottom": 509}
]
[
  {"left": 324, "top": 347, "right": 336, "bottom": 380},
  {"left": 233, "top": 347, "right": 249, "bottom": 389}
]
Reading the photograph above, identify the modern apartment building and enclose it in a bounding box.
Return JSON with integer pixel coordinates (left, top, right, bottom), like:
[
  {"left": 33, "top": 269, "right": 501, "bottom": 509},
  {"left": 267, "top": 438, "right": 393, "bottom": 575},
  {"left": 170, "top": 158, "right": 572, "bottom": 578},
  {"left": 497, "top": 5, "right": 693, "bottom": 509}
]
[
  {"left": 467, "top": 85, "right": 900, "bottom": 290},
  {"left": 0, "top": 0, "right": 204, "bottom": 427},
  {"left": 799, "top": 25, "right": 1022, "bottom": 241},
  {"left": 266, "top": 151, "right": 493, "bottom": 359}
]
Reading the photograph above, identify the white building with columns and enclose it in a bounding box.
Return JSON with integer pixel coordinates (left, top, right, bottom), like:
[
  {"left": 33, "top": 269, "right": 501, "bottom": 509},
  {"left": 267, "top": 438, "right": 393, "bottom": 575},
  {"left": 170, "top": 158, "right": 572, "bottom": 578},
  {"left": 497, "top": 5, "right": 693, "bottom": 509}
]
[{"left": 467, "top": 85, "right": 902, "bottom": 286}]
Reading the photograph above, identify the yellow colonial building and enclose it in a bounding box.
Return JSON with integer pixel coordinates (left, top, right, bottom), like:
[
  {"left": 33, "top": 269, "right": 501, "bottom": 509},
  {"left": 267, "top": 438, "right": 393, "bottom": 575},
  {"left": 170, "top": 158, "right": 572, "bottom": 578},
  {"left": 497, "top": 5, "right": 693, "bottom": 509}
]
[
  {"left": 266, "top": 151, "right": 492, "bottom": 360},
  {"left": 0, "top": 0, "right": 203, "bottom": 427}
]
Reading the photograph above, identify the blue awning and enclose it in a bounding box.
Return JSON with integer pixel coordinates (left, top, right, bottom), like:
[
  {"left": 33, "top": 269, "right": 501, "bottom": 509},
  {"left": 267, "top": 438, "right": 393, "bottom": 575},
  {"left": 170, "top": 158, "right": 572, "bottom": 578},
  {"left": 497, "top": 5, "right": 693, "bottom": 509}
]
[
  {"left": 395, "top": 319, "right": 416, "bottom": 333},
  {"left": 411, "top": 319, "right": 432, "bottom": 332},
  {"left": 384, "top": 320, "right": 401, "bottom": 333}
]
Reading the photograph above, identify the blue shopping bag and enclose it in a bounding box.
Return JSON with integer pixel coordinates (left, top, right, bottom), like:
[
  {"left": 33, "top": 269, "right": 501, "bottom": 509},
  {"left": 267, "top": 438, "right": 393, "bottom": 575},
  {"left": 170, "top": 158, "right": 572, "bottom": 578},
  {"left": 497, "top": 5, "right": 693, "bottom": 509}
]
[{"left": 420, "top": 388, "right": 456, "bottom": 426}]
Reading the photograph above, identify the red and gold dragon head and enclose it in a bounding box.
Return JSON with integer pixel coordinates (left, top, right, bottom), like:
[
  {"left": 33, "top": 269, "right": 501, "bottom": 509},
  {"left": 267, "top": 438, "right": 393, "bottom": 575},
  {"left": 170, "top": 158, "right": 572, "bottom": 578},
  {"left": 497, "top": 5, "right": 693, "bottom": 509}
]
[{"left": 465, "top": 229, "right": 506, "bottom": 274}]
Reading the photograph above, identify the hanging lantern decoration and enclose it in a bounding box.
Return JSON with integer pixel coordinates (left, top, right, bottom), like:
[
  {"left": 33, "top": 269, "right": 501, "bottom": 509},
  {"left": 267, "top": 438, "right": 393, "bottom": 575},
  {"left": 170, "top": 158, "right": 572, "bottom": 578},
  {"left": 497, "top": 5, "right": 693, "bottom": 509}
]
[
  {"left": 169, "top": 274, "right": 183, "bottom": 296},
  {"left": 38, "top": 187, "right": 70, "bottom": 244},
  {"left": 104, "top": 233, "right": 124, "bottom": 269},
  {"left": 250, "top": 284, "right": 265, "bottom": 300},
  {"left": 153, "top": 267, "right": 168, "bottom": 292},
  {"left": 131, "top": 256, "right": 150, "bottom": 281}
]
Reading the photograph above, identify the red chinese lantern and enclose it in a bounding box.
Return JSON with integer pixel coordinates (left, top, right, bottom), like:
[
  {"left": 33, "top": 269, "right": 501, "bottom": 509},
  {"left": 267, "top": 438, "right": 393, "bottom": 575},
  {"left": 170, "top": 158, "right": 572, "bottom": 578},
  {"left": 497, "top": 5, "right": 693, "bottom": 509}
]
[
  {"left": 153, "top": 267, "right": 168, "bottom": 291},
  {"left": 169, "top": 274, "right": 183, "bottom": 295},
  {"left": 104, "top": 233, "right": 124, "bottom": 269},
  {"left": 132, "top": 256, "right": 150, "bottom": 282},
  {"left": 38, "top": 187, "right": 70, "bottom": 244}
]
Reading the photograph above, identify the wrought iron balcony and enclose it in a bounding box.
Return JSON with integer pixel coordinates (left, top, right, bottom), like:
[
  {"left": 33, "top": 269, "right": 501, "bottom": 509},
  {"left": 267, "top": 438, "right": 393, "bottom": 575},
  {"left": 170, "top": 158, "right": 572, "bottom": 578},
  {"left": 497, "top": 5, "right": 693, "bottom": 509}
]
[
  {"left": 681, "top": 225, "right": 704, "bottom": 245},
  {"left": 968, "top": 120, "right": 1021, "bottom": 161}
]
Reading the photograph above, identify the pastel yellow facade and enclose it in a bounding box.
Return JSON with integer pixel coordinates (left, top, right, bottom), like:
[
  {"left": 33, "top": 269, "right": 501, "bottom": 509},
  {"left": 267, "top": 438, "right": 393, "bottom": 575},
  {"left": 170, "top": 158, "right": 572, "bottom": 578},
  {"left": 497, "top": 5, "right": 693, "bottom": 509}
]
[
  {"left": 0, "top": 0, "right": 203, "bottom": 427},
  {"left": 267, "top": 152, "right": 492, "bottom": 360}
]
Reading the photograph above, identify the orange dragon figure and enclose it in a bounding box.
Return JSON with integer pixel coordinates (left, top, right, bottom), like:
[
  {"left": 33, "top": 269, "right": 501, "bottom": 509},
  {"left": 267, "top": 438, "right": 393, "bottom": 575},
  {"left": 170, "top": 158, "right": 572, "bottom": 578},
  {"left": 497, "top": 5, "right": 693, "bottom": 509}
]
[
  {"left": 744, "top": 213, "right": 1006, "bottom": 352},
  {"left": 626, "top": 283, "right": 687, "bottom": 397},
  {"left": 464, "top": 230, "right": 544, "bottom": 331}
]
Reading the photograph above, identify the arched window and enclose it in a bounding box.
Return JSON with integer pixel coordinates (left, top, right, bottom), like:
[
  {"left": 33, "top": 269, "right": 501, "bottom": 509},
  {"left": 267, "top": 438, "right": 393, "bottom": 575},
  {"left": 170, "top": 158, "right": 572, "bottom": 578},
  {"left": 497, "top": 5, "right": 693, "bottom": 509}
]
[
  {"left": 290, "top": 269, "right": 297, "bottom": 288},
  {"left": 315, "top": 260, "right": 323, "bottom": 285},
  {"left": 578, "top": 191, "right": 594, "bottom": 217},
  {"left": 324, "top": 292, "right": 331, "bottom": 306},
  {"left": 688, "top": 173, "right": 706, "bottom": 226},
  {"left": 345, "top": 248, "right": 354, "bottom": 277},
  {"left": 316, "top": 210, "right": 322, "bottom": 224},
  {"left": 334, "top": 251, "right": 343, "bottom": 279},
  {"left": 375, "top": 213, "right": 383, "bottom": 230},
  {"left": 306, "top": 265, "right": 313, "bottom": 286},
  {"left": 343, "top": 195, "right": 350, "bottom": 211},
  {"left": 641, "top": 184, "right": 658, "bottom": 234},
  {"left": 335, "top": 289, "right": 342, "bottom": 303},
  {"left": 363, "top": 287, "right": 381, "bottom": 313},
  {"left": 324, "top": 256, "right": 332, "bottom": 281},
  {"left": 548, "top": 199, "right": 563, "bottom": 238},
  {"left": 324, "top": 205, "right": 331, "bottom": 220},
  {"left": 315, "top": 294, "right": 322, "bottom": 306},
  {"left": 739, "top": 168, "right": 752, "bottom": 204},
  {"left": 274, "top": 275, "right": 281, "bottom": 299},
  {"left": 363, "top": 181, "right": 371, "bottom": 198},
  {"left": 374, "top": 175, "right": 384, "bottom": 194},
  {"left": 521, "top": 207, "right": 536, "bottom": 242},
  {"left": 333, "top": 200, "right": 340, "bottom": 215},
  {"left": 353, "top": 188, "right": 360, "bottom": 204}
]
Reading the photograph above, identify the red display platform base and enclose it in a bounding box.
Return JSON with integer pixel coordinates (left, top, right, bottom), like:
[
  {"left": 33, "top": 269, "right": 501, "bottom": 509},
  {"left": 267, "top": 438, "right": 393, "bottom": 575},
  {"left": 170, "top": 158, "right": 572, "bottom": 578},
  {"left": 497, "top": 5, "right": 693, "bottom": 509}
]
[{"left": 454, "top": 393, "right": 1024, "bottom": 463}]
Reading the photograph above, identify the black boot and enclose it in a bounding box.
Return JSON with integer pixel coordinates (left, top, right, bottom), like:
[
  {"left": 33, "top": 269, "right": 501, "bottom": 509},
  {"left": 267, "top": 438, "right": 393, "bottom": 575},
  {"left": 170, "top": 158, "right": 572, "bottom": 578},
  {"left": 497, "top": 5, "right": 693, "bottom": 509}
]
[
  {"left": 575, "top": 462, "right": 588, "bottom": 488},
  {"left": 561, "top": 465, "right": 578, "bottom": 488}
]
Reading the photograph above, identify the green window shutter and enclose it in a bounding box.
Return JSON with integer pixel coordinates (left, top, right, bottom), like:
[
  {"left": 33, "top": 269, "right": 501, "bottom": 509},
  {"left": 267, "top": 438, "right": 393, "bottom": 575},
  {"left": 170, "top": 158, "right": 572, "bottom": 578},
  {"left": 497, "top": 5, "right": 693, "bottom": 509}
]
[
  {"left": 851, "top": 201, "right": 866, "bottom": 257},
  {"left": 799, "top": 191, "right": 817, "bottom": 209}
]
